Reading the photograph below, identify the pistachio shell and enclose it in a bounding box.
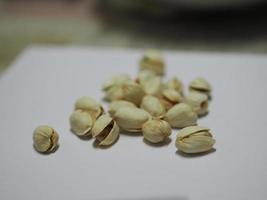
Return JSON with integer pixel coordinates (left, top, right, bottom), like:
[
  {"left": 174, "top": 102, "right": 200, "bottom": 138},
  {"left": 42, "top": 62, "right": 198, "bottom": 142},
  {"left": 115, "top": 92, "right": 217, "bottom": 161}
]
[
  {"left": 136, "top": 70, "right": 157, "bottom": 85},
  {"left": 141, "top": 95, "right": 166, "bottom": 119},
  {"left": 109, "top": 100, "right": 136, "bottom": 117},
  {"left": 142, "top": 119, "right": 171, "bottom": 143},
  {"left": 166, "top": 77, "right": 183, "bottom": 94},
  {"left": 121, "top": 81, "right": 145, "bottom": 106},
  {"left": 176, "top": 126, "right": 215, "bottom": 153},
  {"left": 92, "top": 114, "right": 119, "bottom": 146},
  {"left": 165, "top": 103, "right": 197, "bottom": 128},
  {"left": 74, "top": 96, "right": 103, "bottom": 119},
  {"left": 189, "top": 77, "right": 211, "bottom": 96},
  {"left": 33, "top": 126, "right": 59, "bottom": 153},
  {"left": 102, "top": 74, "right": 131, "bottom": 91},
  {"left": 160, "top": 89, "right": 183, "bottom": 110},
  {"left": 114, "top": 107, "right": 151, "bottom": 132},
  {"left": 186, "top": 92, "right": 209, "bottom": 116},
  {"left": 140, "top": 50, "right": 165, "bottom": 75},
  {"left": 69, "top": 110, "right": 93, "bottom": 136},
  {"left": 142, "top": 76, "right": 163, "bottom": 96}
]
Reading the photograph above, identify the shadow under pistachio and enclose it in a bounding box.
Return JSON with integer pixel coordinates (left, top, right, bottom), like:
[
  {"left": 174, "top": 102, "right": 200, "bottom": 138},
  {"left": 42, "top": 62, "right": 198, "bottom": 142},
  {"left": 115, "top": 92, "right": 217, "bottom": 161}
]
[
  {"left": 176, "top": 148, "right": 216, "bottom": 158},
  {"left": 120, "top": 129, "right": 143, "bottom": 137},
  {"left": 198, "top": 111, "right": 210, "bottom": 119},
  {"left": 92, "top": 134, "right": 120, "bottom": 149},
  {"left": 143, "top": 137, "right": 172, "bottom": 147}
]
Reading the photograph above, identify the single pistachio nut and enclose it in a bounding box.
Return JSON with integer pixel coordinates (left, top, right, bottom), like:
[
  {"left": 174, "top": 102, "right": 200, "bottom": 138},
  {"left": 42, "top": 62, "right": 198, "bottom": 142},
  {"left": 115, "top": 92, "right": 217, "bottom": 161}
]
[
  {"left": 141, "top": 95, "right": 166, "bottom": 119},
  {"left": 92, "top": 114, "right": 120, "bottom": 146},
  {"left": 69, "top": 110, "right": 93, "bottom": 136},
  {"left": 121, "top": 81, "right": 146, "bottom": 106},
  {"left": 189, "top": 77, "right": 211, "bottom": 97},
  {"left": 160, "top": 89, "right": 183, "bottom": 110},
  {"left": 186, "top": 92, "right": 209, "bottom": 116},
  {"left": 165, "top": 103, "right": 197, "bottom": 128},
  {"left": 142, "top": 76, "right": 163, "bottom": 97},
  {"left": 176, "top": 126, "right": 215, "bottom": 153},
  {"left": 166, "top": 77, "right": 183, "bottom": 94},
  {"left": 136, "top": 70, "right": 157, "bottom": 85},
  {"left": 33, "top": 125, "right": 59, "bottom": 153},
  {"left": 142, "top": 119, "right": 171, "bottom": 143},
  {"left": 140, "top": 50, "right": 165, "bottom": 75},
  {"left": 114, "top": 107, "right": 151, "bottom": 132},
  {"left": 74, "top": 96, "right": 103, "bottom": 120},
  {"left": 109, "top": 100, "right": 136, "bottom": 117}
]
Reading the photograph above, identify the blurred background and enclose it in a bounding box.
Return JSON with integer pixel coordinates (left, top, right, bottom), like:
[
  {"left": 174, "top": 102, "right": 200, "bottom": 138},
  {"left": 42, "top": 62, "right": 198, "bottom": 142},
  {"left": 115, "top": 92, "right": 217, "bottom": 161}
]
[{"left": 1, "top": 0, "right": 267, "bottom": 74}]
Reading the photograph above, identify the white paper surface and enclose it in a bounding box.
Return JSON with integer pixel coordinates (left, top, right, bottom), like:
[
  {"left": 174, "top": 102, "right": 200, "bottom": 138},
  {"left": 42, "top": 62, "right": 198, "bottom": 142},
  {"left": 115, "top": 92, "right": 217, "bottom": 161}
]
[{"left": 0, "top": 46, "right": 267, "bottom": 200}]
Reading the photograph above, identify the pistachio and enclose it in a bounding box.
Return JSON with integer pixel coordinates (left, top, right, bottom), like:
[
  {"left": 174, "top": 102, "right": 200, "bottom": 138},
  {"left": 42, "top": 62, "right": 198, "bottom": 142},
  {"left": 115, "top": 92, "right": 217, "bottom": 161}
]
[
  {"left": 142, "top": 76, "right": 163, "bottom": 96},
  {"left": 33, "top": 126, "right": 59, "bottom": 153},
  {"left": 69, "top": 110, "right": 93, "bottom": 136},
  {"left": 74, "top": 96, "right": 103, "bottom": 120},
  {"left": 166, "top": 77, "right": 183, "bottom": 94},
  {"left": 136, "top": 70, "right": 157, "bottom": 85},
  {"left": 165, "top": 103, "right": 197, "bottom": 128},
  {"left": 189, "top": 77, "right": 211, "bottom": 97},
  {"left": 142, "top": 119, "right": 171, "bottom": 143},
  {"left": 92, "top": 114, "right": 119, "bottom": 146},
  {"left": 109, "top": 100, "right": 136, "bottom": 117},
  {"left": 186, "top": 92, "right": 209, "bottom": 116},
  {"left": 140, "top": 50, "right": 165, "bottom": 75},
  {"left": 176, "top": 126, "right": 215, "bottom": 153},
  {"left": 160, "top": 89, "right": 183, "bottom": 110},
  {"left": 120, "top": 81, "right": 145, "bottom": 106},
  {"left": 141, "top": 95, "right": 165, "bottom": 119},
  {"left": 114, "top": 107, "right": 151, "bottom": 132}
]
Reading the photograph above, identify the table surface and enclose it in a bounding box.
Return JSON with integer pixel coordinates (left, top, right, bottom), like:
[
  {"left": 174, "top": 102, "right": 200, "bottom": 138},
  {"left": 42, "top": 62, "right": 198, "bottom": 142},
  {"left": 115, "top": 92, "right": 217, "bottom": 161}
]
[{"left": 0, "top": 46, "right": 267, "bottom": 200}]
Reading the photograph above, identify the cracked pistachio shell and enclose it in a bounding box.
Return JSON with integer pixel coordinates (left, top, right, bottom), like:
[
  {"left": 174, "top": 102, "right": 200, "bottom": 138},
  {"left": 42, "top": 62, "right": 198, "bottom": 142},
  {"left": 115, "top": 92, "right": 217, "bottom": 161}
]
[
  {"left": 166, "top": 77, "right": 183, "bottom": 94},
  {"left": 69, "top": 110, "right": 93, "bottom": 136},
  {"left": 33, "top": 126, "right": 59, "bottom": 153},
  {"left": 92, "top": 114, "right": 119, "bottom": 146},
  {"left": 74, "top": 96, "right": 103, "bottom": 120},
  {"left": 142, "top": 76, "right": 163, "bottom": 97},
  {"left": 109, "top": 100, "right": 136, "bottom": 117},
  {"left": 141, "top": 95, "right": 166, "bottom": 119},
  {"left": 189, "top": 77, "right": 211, "bottom": 96},
  {"left": 176, "top": 126, "right": 215, "bottom": 153},
  {"left": 142, "top": 119, "right": 171, "bottom": 143},
  {"left": 140, "top": 50, "right": 165, "bottom": 75},
  {"left": 120, "top": 81, "right": 146, "bottom": 106},
  {"left": 102, "top": 74, "right": 131, "bottom": 91},
  {"left": 186, "top": 92, "right": 209, "bottom": 116},
  {"left": 114, "top": 107, "right": 151, "bottom": 132},
  {"left": 136, "top": 70, "right": 157, "bottom": 85},
  {"left": 165, "top": 103, "right": 197, "bottom": 128},
  {"left": 160, "top": 89, "right": 183, "bottom": 110}
]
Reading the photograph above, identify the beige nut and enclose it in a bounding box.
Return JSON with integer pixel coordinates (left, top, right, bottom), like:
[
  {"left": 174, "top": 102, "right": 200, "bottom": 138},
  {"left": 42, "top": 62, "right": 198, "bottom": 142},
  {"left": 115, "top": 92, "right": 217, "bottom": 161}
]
[
  {"left": 140, "top": 50, "right": 165, "bottom": 75},
  {"left": 92, "top": 114, "right": 120, "bottom": 146},
  {"left": 69, "top": 110, "right": 93, "bottom": 136},
  {"left": 33, "top": 126, "right": 59, "bottom": 153},
  {"left": 120, "top": 81, "right": 146, "bottom": 106},
  {"left": 186, "top": 92, "right": 209, "bottom": 116},
  {"left": 141, "top": 95, "right": 166, "bottom": 119},
  {"left": 74, "top": 96, "right": 104, "bottom": 120},
  {"left": 166, "top": 77, "right": 183, "bottom": 95},
  {"left": 176, "top": 126, "right": 216, "bottom": 153},
  {"left": 189, "top": 77, "right": 211, "bottom": 97},
  {"left": 136, "top": 70, "right": 157, "bottom": 85},
  {"left": 108, "top": 100, "right": 136, "bottom": 117},
  {"left": 142, "top": 119, "right": 171, "bottom": 143},
  {"left": 114, "top": 107, "right": 151, "bottom": 132},
  {"left": 165, "top": 103, "right": 197, "bottom": 128},
  {"left": 160, "top": 89, "right": 183, "bottom": 110}
]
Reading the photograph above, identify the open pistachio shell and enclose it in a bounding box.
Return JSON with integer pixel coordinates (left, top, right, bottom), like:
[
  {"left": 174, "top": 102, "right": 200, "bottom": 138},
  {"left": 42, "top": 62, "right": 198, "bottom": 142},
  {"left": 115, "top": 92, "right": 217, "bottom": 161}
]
[
  {"left": 102, "top": 74, "right": 131, "bottom": 91},
  {"left": 140, "top": 50, "right": 165, "bottom": 75},
  {"left": 114, "top": 107, "right": 151, "bottom": 132},
  {"left": 176, "top": 126, "right": 215, "bottom": 153},
  {"left": 160, "top": 89, "right": 183, "bottom": 110},
  {"left": 109, "top": 100, "right": 136, "bottom": 117},
  {"left": 189, "top": 77, "right": 211, "bottom": 96},
  {"left": 33, "top": 126, "right": 59, "bottom": 153},
  {"left": 141, "top": 95, "right": 166, "bottom": 119},
  {"left": 166, "top": 77, "right": 183, "bottom": 94},
  {"left": 186, "top": 92, "right": 209, "bottom": 116},
  {"left": 92, "top": 114, "right": 119, "bottom": 146},
  {"left": 69, "top": 110, "right": 93, "bottom": 136}
]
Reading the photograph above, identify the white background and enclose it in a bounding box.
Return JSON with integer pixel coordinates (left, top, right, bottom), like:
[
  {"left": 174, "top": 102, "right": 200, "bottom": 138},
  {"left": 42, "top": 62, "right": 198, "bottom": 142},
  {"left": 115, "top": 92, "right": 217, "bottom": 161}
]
[{"left": 0, "top": 46, "right": 267, "bottom": 200}]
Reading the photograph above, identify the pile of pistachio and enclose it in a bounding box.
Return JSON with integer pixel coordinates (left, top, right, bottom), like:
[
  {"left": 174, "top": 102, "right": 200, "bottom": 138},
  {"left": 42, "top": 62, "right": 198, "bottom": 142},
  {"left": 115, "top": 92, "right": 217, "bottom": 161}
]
[{"left": 33, "top": 50, "right": 216, "bottom": 155}]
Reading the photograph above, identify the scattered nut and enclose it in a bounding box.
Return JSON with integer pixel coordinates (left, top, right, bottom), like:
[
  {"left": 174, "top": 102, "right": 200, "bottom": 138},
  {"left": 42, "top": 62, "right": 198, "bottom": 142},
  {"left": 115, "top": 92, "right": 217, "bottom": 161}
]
[
  {"left": 120, "top": 81, "right": 146, "bottom": 106},
  {"left": 140, "top": 50, "right": 165, "bottom": 75},
  {"left": 109, "top": 100, "right": 136, "bottom": 117},
  {"left": 160, "top": 88, "right": 183, "bottom": 110},
  {"left": 114, "top": 107, "right": 151, "bottom": 132},
  {"left": 165, "top": 103, "right": 197, "bottom": 128},
  {"left": 33, "top": 126, "right": 59, "bottom": 153},
  {"left": 189, "top": 77, "right": 211, "bottom": 97},
  {"left": 176, "top": 126, "right": 215, "bottom": 153},
  {"left": 166, "top": 77, "right": 183, "bottom": 95},
  {"left": 92, "top": 114, "right": 120, "bottom": 146},
  {"left": 186, "top": 92, "right": 209, "bottom": 116},
  {"left": 141, "top": 95, "right": 166, "bottom": 119},
  {"left": 69, "top": 110, "right": 93, "bottom": 136},
  {"left": 142, "top": 119, "right": 171, "bottom": 143}
]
